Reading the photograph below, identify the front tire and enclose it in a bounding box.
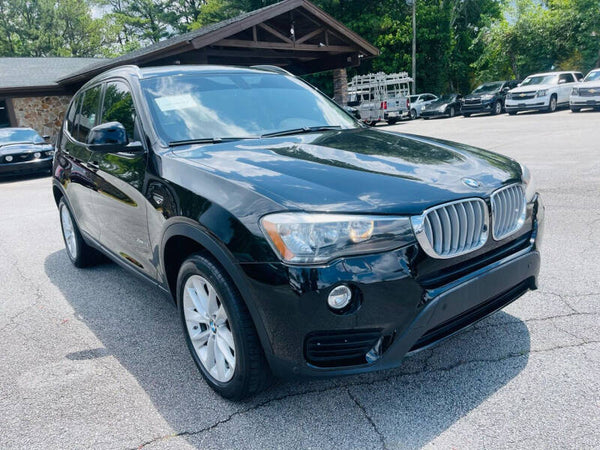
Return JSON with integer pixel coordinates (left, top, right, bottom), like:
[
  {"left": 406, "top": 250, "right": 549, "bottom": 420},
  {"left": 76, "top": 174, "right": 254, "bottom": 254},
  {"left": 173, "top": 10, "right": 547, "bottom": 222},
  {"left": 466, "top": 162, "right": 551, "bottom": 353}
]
[
  {"left": 58, "top": 199, "right": 101, "bottom": 268},
  {"left": 492, "top": 100, "right": 502, "bottom": 115},
  {"left": 448, "top": 106, "right": 456, "bottom": 118},
  {"left": 177, "top": 253, "right": 270, "bottom": 399},
  {"left": 547, "top": 95, "right": 557, "bottom": 113}
]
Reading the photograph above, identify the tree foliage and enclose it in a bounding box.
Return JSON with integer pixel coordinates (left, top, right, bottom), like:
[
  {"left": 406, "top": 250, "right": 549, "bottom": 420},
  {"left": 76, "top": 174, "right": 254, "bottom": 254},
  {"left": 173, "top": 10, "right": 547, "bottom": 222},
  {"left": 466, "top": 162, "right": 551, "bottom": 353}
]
[{"left": 0, "top": 0, "right": 598, "bottom": 93}]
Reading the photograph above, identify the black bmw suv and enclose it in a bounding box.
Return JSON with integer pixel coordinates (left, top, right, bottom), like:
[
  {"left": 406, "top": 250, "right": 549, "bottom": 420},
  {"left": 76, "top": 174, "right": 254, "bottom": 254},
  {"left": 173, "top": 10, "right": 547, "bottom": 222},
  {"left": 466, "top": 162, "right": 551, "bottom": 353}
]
[{"left": 52, "top": 65, "right": 543, "bottom": 399}]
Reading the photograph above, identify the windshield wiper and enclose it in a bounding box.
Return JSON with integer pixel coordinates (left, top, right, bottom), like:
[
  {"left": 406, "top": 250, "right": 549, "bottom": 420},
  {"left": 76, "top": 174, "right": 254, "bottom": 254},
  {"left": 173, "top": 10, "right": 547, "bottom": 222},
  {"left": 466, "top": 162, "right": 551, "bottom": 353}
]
[
  {"left": 168, "top": 136, "right": 259, "bottom": 147},
  {"left": 262, "top": 125, "right": 342, "bottom": 138}
]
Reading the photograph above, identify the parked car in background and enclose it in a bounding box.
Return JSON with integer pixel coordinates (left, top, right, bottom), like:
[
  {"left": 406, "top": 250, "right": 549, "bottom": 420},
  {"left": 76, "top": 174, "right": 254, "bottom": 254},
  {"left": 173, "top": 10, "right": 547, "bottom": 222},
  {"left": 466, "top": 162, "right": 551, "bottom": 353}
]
[
  {"left": 0, "top": 127, "right": 54, "bottom": 176},
  {"left": 505, "top": 71, "right": 583, "bottom": 114},
  {"left": 420, "top": 93, "right": 463, "bottom": 119},
  {"left": 53, "top": 65, "right": 543, "bottom": 399},
  {"left": 408, "top": 93, "right": 438, "bottom": 119},
  {"left": 462, "top": 80, "right": 519, "bottom": 117},
  {"left": 570, "top": 68, "right": 600, "bottom": 112}
]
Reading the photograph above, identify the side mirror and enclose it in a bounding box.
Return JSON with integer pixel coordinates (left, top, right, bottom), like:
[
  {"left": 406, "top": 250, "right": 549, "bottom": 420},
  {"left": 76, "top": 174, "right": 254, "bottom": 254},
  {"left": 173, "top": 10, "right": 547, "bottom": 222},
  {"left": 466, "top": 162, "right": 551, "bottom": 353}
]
[
  {"left": 87, "top": 122, "right": 132, "bottom": 152},
  {"left": 502, "top": 87, "right": 510, "bottom": 92}
]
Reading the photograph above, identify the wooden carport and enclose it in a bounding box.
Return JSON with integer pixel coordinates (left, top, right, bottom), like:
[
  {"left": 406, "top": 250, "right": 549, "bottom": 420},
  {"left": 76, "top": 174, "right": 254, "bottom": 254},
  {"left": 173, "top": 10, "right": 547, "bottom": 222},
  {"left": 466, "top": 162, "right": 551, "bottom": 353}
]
[{"left": 58, "top": 0, "right": 379, "bottom": 102}]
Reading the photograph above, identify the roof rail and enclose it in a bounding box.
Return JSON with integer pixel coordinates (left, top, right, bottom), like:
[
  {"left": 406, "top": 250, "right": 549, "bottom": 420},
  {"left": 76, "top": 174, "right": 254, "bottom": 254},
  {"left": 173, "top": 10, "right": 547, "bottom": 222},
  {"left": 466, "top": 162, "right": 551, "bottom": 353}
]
[{"left": 251, "top": 65, "right": 292, "bottom": 75}]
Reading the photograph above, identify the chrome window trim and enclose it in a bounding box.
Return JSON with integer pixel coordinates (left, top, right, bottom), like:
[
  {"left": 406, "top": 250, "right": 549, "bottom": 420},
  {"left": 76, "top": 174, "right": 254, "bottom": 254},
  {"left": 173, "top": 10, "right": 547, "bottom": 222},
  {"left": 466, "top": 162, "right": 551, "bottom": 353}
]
[{"left": 411, "top": 197, "right": 489, "bottom": 259}]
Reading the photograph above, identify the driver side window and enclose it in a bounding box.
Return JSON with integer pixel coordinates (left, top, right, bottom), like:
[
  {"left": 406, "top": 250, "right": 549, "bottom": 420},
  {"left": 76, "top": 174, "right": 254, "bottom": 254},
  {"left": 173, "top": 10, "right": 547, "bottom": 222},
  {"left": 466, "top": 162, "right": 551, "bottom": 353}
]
[{"left": 101, "top": 81, "right": 137, "bottom": 142}]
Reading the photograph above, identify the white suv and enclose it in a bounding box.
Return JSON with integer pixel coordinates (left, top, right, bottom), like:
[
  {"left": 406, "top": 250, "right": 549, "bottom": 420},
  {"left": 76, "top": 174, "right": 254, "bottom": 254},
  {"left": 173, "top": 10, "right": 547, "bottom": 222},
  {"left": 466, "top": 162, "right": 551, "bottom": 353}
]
[
  {"left": 570, "top": 68, "right": 600, "bottom": 112},
  {"left": 505, "top": 71, "right": 583, "bottom": 114}
]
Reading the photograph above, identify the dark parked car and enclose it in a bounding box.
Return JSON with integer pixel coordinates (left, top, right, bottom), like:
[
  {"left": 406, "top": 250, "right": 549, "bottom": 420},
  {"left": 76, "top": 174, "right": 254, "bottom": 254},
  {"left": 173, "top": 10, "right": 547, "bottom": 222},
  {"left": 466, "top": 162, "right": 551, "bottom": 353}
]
[
  {"left": 420, "top": 93, "right": 463, "bottom": 119},
  {"left": 462, "top": 80, "right": 520, "bottom": 117},
  {"left": 0, "top": 128, "right": 54, "bottom": 176},
  {"left": 53, "top": 65, "right": 543, "bottom": 399}
]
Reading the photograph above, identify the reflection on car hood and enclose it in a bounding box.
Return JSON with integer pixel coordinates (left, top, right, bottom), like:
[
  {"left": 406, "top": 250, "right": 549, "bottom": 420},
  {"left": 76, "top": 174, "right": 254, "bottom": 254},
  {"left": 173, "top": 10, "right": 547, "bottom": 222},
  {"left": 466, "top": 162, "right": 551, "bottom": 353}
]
[
  {"left": 168, "top": 128, "right": 522, "bottom": 215},
  {"left": 465, "top": 93, "right": 496, "bottom": 100},
  {"left": 0, "top": 142, "right": 53, "bottom": 156},
  {"left": 576, "top": 80, "right": 600, "bottom": 89},
  {"left": 510, "top": 83, "right": 555, "bottom": 93}
]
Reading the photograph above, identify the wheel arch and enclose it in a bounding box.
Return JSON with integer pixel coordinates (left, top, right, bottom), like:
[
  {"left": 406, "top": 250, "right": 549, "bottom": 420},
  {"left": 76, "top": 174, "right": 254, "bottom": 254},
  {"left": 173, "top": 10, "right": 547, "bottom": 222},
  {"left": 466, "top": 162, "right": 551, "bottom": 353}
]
[{"left": 160, "top": 218, "right": 274, "bottom": 357}]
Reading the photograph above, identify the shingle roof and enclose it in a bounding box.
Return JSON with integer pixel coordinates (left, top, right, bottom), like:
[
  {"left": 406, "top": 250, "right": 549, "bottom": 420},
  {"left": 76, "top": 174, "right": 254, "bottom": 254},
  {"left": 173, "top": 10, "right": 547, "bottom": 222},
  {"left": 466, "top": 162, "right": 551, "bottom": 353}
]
[{"left": 0, "top": 57, "right": 109, "bottom": 89}]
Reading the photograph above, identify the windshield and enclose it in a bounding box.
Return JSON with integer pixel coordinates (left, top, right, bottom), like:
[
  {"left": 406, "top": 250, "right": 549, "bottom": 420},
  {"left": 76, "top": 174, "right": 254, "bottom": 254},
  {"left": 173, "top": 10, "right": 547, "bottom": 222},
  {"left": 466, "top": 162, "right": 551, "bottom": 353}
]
[
  {"left": 584, "top": 70, "right": 600, "bottom": 82},
  {"left": 521, "top": 75, "right": 558, "bottom": 86},
  {"left": 472, "top": 82, "right": 503, "bottom": 94},
  {"left": 142, "top": 72, "right": 358, "bottom": 143},
  {"left": 0, "top": 128, "right": 44, "bottom": 145},
  {"left": 437, "top": 94, "right": 456, "bottom": 102}
]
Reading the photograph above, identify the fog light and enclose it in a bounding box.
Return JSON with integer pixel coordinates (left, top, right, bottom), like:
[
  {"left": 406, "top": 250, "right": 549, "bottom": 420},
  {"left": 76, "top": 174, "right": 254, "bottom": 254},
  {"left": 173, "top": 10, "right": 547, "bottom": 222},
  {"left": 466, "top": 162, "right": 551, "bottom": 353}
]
[
  {"left": 45, "top": 150, "right": 54, "bottom": 156},
  {"left": 34, "top": 152, "right": 41, "bottom": 158},
  {"left": 328, "top": 285, "right": 352, "bottom": 309},
  {"left": 5, "top": 155, "right": 13, "bottom": 162}
]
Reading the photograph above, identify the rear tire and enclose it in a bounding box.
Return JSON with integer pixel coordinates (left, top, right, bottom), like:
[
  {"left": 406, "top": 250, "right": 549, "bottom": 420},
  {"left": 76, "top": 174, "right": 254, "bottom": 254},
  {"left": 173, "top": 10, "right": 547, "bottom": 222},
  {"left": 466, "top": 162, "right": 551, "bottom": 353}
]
[
  {"left": 449, "top": 106, "right": 456, "bottom": 118},
  {"left": 463, "top": 113, "right": 471, "bottom": 118},
  {"left": 386, "top": 118, "right": 398, "bottom": 125},
  {"left": 409, "top": 109, "right": 417, "bottom": 120},
  {"left": 177, "top": 253, "right": 271, "bottom": 400},
  {"left": 58, "top": 199, "right": 102, "bottom": 268},
  {"left": 508, "top": 110, "right": 517, "bottom": 116}
]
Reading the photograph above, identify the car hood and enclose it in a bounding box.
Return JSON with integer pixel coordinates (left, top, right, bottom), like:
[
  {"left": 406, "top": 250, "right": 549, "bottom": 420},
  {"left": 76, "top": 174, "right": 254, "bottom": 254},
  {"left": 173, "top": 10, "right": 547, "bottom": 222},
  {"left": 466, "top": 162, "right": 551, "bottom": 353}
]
[
  {"left": 168, "top": 128, "right": 522, "bottom": 215},
  {"left": 425, "top": 99, "right": 454, "bottom": 107},
  {"left": 577, "top": 80, "right": 600, "bottom": 88},
  {"left": 510, "top": 83, "right": 555, "bottom": 93},
  {"left": 0, "top": 142, "right": 52, "bottom": 156},
  {"left": 465, "top": 92, "right": 497, "bottom": 100}
]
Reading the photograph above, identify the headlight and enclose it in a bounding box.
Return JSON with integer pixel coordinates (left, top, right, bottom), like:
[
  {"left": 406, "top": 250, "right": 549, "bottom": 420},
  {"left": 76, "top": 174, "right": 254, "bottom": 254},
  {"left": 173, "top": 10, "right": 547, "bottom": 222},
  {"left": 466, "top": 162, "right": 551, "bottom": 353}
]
[
  {"left": 260, "top": 213, "right": 415, "bottom": 264},
  {"left": 536, "top": 89, "right": 548, "bottom": 97},
  {"left": 520, "top": 163, "right": 536, "bottom": 202},
  {"left": 571, "top": 87, "right": 579, "bottom": 96},
  {"left": 45, "top": 150, "right": 55, "bottom": 156}
]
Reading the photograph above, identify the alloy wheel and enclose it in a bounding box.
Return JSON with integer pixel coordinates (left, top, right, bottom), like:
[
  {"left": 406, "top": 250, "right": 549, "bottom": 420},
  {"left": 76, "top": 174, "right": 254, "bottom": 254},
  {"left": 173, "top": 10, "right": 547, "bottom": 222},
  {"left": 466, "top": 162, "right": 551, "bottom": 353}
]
[
  {"left": 183, "top": 275, "right": 236, "bottom": 382},
  {"left": 60, "top": 205, "right": 78, "bottom": 260}
]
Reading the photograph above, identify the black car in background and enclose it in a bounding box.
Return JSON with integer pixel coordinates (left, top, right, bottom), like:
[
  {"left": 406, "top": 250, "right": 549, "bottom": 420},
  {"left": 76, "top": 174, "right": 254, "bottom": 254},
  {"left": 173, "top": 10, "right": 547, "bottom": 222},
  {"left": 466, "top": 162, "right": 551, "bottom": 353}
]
[
  {"left": 52, "top": 65, "right": 543, "bottom": 399},
  {"left": 463, "top": 80, "right": 520, "bottom": 117},
  {"left": 0, "top": 128, "right": 54, "bottom": 176},
  {"left": 420, "top": 93, "right": 463, "bottom": 119}
]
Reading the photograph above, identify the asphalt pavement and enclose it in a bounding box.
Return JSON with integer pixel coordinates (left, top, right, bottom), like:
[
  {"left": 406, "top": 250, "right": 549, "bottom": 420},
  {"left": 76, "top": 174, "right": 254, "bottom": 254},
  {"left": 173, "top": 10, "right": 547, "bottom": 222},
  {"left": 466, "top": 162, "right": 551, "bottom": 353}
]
[{"left": 0, "top": 108, "right": 599, "bottom": 449}]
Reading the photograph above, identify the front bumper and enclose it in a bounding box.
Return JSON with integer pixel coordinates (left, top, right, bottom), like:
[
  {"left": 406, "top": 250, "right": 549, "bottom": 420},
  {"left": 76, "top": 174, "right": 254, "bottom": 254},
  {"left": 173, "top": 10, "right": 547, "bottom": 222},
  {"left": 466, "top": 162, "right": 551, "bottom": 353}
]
[
  {"left": 505, "top": 96, "right": 548, "bottom": 111},
  {"left": 0, "top": 156, "right": 53, "bottom": 176},
  {"left": 462, "top": 101, "right": 494, "bottom": 114},
  {"left": 570, "top": 96, "right": 600, "bottom": 107},
  {"left": 242, "top": 195, "right": 544, "bottom": 378},
  {"left": 421, "top": 110, "right": 448, "bottom": 118}
]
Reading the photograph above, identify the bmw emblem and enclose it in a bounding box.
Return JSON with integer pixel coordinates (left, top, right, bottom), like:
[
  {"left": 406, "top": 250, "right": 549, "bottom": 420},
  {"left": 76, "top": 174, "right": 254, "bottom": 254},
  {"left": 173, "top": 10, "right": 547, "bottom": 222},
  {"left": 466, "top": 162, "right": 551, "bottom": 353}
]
[{"left": 462, "top": 178, "right": 480, "bottom": 188}]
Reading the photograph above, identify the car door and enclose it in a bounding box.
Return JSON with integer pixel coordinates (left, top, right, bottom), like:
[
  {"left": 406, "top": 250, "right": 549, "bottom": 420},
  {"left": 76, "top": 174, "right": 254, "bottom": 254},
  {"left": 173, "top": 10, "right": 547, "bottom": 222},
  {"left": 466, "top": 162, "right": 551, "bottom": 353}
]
[
  {"left": 558, "top": 73, "right": 575, "bottom": 103},
  {"left": 59, "top": 86, "right": 103, "bottom": 239},
  {"left": 88, "top": 79, "right": 155, "bottom": 277},
  {"left": 422, "top": 94, "right": 436, "bottom": 112}
]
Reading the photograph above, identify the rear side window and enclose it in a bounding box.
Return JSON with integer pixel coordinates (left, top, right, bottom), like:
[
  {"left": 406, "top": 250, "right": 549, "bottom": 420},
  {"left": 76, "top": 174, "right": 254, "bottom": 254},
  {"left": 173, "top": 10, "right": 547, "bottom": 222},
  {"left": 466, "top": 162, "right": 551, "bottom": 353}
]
[
  {"left": 66, "top": 95, "right": 82, "bottom": 136},
  {"left": 101, "top": 81, "right": 137, "bottom": 141},
  {"left": 559, "top": 73, "right": 575, "bottom": 83},
  {"left": 75, "top": 85, "right": 102, "bottom": 143}
]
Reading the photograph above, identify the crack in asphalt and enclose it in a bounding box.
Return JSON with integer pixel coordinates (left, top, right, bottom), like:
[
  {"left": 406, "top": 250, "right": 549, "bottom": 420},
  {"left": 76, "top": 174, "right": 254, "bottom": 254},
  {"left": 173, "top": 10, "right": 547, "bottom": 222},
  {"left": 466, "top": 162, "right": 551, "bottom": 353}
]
[
  {"left": 131, "top": 340, "right": 600, "bottom": 449},
  {"left": 347, "top": 387, "right": 387, "bottom": 449}
]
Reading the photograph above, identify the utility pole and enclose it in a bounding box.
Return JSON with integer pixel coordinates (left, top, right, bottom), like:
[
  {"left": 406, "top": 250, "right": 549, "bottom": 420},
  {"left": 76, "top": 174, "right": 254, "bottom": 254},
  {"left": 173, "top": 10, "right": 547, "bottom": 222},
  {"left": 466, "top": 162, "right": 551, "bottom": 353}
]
[{"left": 411, "top": 0, "right": 416, "bottom": 94}]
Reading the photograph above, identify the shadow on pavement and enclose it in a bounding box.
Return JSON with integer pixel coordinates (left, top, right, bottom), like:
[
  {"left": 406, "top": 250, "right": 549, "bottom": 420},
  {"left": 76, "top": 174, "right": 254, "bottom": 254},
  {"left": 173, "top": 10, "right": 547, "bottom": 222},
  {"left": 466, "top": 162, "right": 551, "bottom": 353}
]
[{"left": 44, "top": 249, "right": 530, "bottom": 448}]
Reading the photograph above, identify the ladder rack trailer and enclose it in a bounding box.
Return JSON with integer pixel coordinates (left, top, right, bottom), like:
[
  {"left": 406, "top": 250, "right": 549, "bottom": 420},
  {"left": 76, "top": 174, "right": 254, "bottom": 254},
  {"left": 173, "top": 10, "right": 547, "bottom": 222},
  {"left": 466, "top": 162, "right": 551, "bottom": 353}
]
[{"left": 347, "top": 72, "right": 413, "bottom": 125}]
